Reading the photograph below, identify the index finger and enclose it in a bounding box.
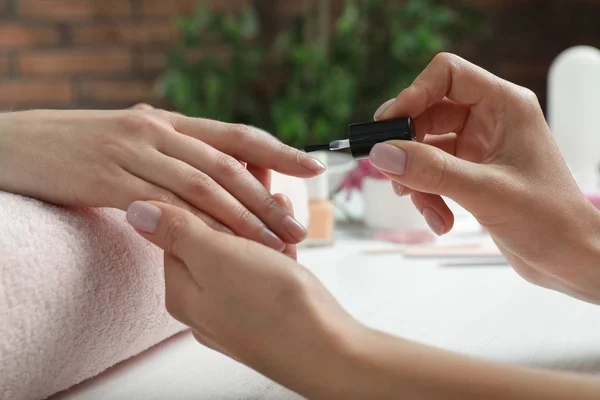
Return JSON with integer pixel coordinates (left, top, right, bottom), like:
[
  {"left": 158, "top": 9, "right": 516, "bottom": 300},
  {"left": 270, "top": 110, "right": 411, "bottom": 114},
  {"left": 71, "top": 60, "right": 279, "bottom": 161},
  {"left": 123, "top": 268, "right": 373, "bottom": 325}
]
[
  {"left": 171, "top": 118, "right": 325, "bottom": 178},
  {"left": 380, "top": 53, "right": 503, "bottom": 120}
]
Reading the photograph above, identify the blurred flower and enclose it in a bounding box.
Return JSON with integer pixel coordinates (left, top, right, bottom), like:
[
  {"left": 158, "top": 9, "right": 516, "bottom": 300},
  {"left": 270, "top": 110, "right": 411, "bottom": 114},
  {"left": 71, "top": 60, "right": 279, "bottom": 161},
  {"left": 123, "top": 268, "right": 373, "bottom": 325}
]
[{"left": 337, "top": 159, "right": 388, "bottom": 199}]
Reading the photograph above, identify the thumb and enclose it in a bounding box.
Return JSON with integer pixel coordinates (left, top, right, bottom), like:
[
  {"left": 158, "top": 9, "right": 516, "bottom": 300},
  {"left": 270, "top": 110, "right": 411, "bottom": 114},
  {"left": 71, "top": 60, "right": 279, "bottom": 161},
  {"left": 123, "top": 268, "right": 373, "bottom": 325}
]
[
  {"left": 126, "top": 200, "right": 211, "bottom": 261},
  {"left": 369, "top": 141, "right": 490, "bottom": 204}
]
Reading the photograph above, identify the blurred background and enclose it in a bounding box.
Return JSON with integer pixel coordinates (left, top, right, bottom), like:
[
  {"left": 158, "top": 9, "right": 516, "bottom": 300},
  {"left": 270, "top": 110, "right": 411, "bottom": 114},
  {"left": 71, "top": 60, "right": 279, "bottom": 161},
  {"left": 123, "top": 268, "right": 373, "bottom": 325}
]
[
  {"left": 1, "top": 0, "right": 599, "bottom": 234},
  {"left": 0, "top": 0, "right": 598, "bottom": 148}
]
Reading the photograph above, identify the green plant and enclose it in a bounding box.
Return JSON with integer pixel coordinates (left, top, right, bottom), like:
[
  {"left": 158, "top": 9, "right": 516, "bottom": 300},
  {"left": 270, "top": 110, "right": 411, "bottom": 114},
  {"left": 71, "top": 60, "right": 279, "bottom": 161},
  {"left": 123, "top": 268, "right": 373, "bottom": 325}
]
[
  {"left": 159, "top": 0, "right": 484, "bottom": 148},
  {"left": 158, "top": 2, "right": 264, "bottom": 123}
]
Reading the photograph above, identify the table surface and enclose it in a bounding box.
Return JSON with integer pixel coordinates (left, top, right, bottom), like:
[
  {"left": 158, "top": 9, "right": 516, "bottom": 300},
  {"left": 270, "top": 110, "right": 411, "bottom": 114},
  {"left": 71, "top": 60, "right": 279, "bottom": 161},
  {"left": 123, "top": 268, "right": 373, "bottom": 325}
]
[{"left": 53, "top": 227, "right": 600, "bottom": 400}]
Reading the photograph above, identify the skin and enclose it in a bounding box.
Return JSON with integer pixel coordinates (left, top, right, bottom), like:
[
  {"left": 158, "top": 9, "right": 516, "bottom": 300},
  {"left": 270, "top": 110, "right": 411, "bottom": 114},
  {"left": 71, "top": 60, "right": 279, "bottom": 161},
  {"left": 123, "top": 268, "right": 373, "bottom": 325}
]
[
  {"left": 369, "top": 53, "right": 600, "bottom": 304},
  {"left": 0, "top": 104, "right": 326, "bottom": 252},
  {"left": 124, "top": 53, "right": 600, "bottom": 399}
]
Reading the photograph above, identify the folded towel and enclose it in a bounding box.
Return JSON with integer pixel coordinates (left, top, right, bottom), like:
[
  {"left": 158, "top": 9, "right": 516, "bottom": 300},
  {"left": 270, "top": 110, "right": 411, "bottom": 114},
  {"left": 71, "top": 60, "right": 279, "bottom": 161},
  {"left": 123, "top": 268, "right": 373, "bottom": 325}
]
[{"left": 0, "top": 173, "right": 308, "bottom": 400}]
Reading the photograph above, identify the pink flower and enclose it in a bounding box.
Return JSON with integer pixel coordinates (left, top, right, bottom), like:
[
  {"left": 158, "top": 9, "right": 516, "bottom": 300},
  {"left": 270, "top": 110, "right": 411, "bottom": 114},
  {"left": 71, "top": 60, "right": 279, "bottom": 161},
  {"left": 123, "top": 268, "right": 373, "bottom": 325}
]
[{"left": 337, "top": 159, "right": 388, "bottom": 199}]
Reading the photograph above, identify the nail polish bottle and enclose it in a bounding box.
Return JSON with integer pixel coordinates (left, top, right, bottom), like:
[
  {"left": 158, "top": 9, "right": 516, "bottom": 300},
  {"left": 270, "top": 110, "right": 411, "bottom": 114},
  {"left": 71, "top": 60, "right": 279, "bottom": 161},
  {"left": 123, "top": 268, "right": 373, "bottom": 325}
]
[{"left": 304, "top": 151, "right": 334, "bottom": 246}]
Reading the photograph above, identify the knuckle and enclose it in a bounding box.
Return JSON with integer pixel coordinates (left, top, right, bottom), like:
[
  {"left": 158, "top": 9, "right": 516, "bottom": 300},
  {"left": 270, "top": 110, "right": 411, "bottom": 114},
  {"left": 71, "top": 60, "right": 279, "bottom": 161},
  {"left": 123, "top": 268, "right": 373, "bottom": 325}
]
[
  {"left": 262, "top": 194, "right": 282, "bottom": 214},
  {"left": 164, "top": 215, "right": 188, "bottom": 255},
  {"left": 431, "top": 151, "right": 450, "bottom": 192},
  {"left": 213, "top": 152, "right": 244, "bottom": 178},
  {"left": 228, "top": 123, "right": 257, "bottom": 143},
  {"left": 422, "top": 151, "right": 456, "bottom": 193},
  {"left": 156, "top": 190, "right": 176, "bottom": 205},
  {"left": 507, "top": 84, "right": 539, "bottom": 107},
  {"left": 432, "top": 52, "right": 458, "bottom": 67},
  {"left": 237, "top": 207, "right": 255, "bottom": 225},
  {"left": 185, "top": 171, "right": 215, "bottom": 197},
  {"left": 521, "top": 87, "right": 540, "bottom": 108},
  {"left": 119, "top": 111, "right": 163, "bottom": 134}
]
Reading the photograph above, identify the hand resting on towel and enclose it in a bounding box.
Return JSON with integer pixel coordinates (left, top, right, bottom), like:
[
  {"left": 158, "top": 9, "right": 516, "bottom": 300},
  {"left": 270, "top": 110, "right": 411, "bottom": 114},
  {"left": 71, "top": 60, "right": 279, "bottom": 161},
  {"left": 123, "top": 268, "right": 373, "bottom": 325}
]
[{"left": 0, "top": 105, "right": 323, "bottom": 252}]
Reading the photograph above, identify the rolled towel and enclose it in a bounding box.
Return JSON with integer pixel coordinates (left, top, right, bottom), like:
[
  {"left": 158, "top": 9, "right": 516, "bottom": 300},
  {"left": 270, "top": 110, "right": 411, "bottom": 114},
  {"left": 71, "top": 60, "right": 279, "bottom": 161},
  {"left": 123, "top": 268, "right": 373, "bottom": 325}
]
[{"left": 0, "top": 173, "right": 308, "bottom": 400}]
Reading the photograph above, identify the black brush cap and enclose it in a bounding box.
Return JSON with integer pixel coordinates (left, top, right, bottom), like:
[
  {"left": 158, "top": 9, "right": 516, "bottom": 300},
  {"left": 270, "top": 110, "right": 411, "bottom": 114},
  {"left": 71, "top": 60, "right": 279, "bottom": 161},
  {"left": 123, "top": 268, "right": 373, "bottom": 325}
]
[{"left": 348, "top": 118, "right": 415, "bottom": 159}]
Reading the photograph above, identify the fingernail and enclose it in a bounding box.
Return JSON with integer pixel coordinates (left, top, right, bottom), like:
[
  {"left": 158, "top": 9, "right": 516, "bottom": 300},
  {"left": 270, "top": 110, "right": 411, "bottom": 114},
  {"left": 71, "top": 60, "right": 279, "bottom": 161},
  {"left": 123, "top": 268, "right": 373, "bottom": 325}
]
[
  {"left": 423, "top": 208, "right": 445, "bottom": 236},
  {"left": 391, "top": 180, "right": 404, "bottom": 196},
  {"left": 127, "top": 201, "right": 162, "bottom": 233},
  {"left": 374, "top": 98, "right": 396, "bottom": 120},
  {"left": 260, "top": 228, "right": 286, "bottom": 252},
  {"left": 298, "top": 153, "right": 326, "bottom": 174},
  {"left": 369, "top": 143, "right": 407, "bottom": 175},
  {"left": 283, "top": 215, "right": 308, "bottom": 241}
]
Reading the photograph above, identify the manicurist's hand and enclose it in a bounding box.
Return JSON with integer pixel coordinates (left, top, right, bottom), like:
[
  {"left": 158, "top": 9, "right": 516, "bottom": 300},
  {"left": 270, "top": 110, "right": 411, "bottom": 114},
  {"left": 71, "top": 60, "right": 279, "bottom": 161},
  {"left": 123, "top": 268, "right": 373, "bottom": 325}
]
[
  {"left": 0, "top": 107, "right": 325, "bottom": 250},
  {"left": 126, "top": 198, "right": 600, "bottom": 400},
  {"left": 369, "top": 53, "right": 600, "bottom": 303},
  {"left": 125, "top": 198, "right": 365, "bottom": 399}
]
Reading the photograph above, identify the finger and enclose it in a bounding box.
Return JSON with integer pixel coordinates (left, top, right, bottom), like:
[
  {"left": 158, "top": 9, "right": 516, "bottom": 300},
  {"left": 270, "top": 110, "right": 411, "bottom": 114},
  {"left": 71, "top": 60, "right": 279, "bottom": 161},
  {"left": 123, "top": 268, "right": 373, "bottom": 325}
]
[
  {"left": 423, "top": 133, "right": 457, "bottom": 155},
  {"left": 379, "top": 53, "right": 502, "bottom": 121},
  {"left": 410, "top": 192, "right": 454, "bottom": 236},
  {"left": 273, "top": 193, "right": 297, "bottom": 260},
  {"left": 368, "top": 140, "right": 494, "bottom": 207},
  {"left": 379, "top": 133, "right": 458, "bottom": 199},
  {"left": 171, "top": 118, "right": 326, "bottom": 177},
  {"left": 127, "top": 201, "right": 299, "bottom": 287},
  {"left": 411, "top": 99, "right": 470, "bottom": 141},
  {"left": 247, "top": 164, "right": 271, "bottom": 192},
  {"left": 114, "top": 173, "right": 233, "bottom": 235},
  {"left": 158, "top": 135, "right": 307, "bottom": 245},
  {"left": 123, "top": 151, "right": 288, "bottom": 251}
]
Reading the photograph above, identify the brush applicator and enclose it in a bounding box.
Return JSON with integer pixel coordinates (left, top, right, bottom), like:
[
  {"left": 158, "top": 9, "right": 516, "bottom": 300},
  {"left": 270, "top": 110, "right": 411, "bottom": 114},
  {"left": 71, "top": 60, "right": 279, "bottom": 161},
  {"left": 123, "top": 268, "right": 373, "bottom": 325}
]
[{"left": 304, "top": 118, "right": 415, "bottom": 160}]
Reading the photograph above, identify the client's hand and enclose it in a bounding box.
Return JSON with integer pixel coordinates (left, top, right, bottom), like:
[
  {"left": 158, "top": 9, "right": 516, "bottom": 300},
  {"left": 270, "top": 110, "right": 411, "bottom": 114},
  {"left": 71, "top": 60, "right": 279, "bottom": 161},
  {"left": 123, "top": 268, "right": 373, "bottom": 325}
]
[
  {"left": 369, "top": 53, "right": 600, "bottom": 303},
  {"left": 0, "top": 108, "right": 324, "bottom": 250},
  {"left": 125, "top": 199, "right": 362, "bottom": 398}
]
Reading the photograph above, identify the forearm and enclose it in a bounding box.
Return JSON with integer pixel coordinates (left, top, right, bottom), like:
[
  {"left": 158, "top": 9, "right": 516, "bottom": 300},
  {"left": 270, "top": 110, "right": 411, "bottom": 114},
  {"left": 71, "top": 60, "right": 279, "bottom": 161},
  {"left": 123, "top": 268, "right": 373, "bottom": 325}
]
[
  {"left": 304, "top": 328, "right": 600, "bottom": 400},
  {"left": 556, "top": 196, "right": 600, "bottom": 304}
]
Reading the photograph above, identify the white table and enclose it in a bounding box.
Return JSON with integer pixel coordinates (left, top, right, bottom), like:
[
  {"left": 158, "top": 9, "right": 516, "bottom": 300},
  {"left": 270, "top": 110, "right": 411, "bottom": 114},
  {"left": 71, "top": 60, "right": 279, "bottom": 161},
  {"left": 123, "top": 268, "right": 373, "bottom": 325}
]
[{"left": 53, "top": 229, "right": 600, "bottom": 399}]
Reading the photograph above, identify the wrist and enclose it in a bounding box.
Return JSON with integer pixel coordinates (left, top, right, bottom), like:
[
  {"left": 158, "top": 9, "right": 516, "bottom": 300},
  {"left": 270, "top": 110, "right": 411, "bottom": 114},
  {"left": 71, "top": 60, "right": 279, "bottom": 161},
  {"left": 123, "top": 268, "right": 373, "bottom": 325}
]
[{"left": 558, "top": 196, "right": 600, "bottom": 303}]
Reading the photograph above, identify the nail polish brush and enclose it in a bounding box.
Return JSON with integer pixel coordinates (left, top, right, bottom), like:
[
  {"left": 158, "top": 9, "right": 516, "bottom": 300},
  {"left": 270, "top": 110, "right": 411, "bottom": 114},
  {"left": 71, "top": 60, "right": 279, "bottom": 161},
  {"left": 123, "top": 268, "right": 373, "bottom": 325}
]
[{"left": 304, "top": 118, "right": 415, "bottom": 160}]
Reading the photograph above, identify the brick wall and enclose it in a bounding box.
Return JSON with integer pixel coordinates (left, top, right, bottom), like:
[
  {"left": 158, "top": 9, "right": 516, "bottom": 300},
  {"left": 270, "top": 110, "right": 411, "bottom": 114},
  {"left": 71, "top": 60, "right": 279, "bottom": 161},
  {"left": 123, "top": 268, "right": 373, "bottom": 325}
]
[{"left": 0, "top": 0, "right": 599, "bottom": 113}]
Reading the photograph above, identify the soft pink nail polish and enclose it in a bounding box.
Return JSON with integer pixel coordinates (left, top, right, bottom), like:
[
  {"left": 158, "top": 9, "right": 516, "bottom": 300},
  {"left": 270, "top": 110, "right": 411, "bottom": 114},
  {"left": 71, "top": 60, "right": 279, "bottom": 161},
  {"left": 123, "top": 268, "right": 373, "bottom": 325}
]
[
  {"left": 423, "top": 208, "right": 445, "bottom": 236},
  {"left": 369, "top": 143, "right": 407, "bottom": 175},
  {"left": 260, "top": 228, "right": 286, "bottom": 252},
  {"left": 374, "top": 98, "right": 396, "bottom": 120},
  {"left": 298, "top": 152, "right": 326, "bottom": 174},
  {"left": 283, "top": 215, "right": 308, "bottom": 242},
  {"left": 127, "top": 201, "right": 162, "bottom": 233}
]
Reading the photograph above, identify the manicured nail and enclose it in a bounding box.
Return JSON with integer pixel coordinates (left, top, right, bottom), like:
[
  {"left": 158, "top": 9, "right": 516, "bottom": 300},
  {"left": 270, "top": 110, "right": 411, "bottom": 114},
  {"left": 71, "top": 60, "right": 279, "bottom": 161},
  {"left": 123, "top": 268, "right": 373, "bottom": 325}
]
[
  {"left": 127, "top": 201, "right": 162, "bottom": 233},
  {"left": 298, "top": 152, "right": 326, "bottom": 174},
  {"left": 391, "top": 180, "right": 404, "bottom": 196},
  {"left": 260, "top": 228, "right": 286, "bottom": 252},
  {"left": 422, "top": 208, "right": 445, "bottom": 236},
  {"left": 374, "top": 98, "right": 396, "bottom": 120},
  {"left": 283, "top": 215, "right": 308, "bottom": 241},
  {"left": 369, "top": 143, "right": 407, "bottom": 175}
]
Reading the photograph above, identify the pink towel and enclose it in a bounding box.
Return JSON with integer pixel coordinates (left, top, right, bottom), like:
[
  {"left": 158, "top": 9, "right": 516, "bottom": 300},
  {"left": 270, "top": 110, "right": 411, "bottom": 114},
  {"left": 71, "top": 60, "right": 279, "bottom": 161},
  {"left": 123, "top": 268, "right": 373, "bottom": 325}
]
[{"left": 0, "top": 174, "right": 308, "bottom": 400}]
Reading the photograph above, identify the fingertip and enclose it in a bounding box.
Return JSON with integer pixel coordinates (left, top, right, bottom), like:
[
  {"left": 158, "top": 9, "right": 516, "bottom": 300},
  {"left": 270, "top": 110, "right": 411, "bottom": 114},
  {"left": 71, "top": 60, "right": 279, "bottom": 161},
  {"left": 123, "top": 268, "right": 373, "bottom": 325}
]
[
  {"left": 126, "top": 201, "right": 162, "bottom": 234},
  {"left": 298, "top": 152, "right": 326, "bottom": 175},
  {"left": 379, "top": 86, "right": 425, "bottom": 121},
  {"left": 374, "top": 98, "right": 396, "bottom": 121}
]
